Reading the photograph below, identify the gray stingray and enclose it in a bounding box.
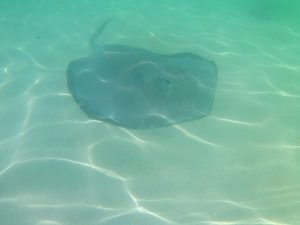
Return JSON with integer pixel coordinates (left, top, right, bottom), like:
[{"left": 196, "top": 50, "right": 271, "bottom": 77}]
[{"left": 67, "top": 20, "right": 218, "bottom": 129}]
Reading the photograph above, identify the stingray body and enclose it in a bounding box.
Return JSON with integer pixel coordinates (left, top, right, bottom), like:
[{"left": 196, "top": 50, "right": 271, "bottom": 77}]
[{"left": 67, "top": 20, "right": 218, "bottom": 129}]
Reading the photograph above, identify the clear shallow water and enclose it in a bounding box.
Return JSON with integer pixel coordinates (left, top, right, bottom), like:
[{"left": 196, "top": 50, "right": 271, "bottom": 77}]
[{"left": 1, "top": 0, "right": 300, "bottom": 224}]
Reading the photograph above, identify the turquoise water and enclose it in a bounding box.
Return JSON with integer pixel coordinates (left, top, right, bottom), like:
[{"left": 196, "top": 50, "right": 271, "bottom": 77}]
[{"left": 1, "top": 0, "right": 300, "bottom": 224}]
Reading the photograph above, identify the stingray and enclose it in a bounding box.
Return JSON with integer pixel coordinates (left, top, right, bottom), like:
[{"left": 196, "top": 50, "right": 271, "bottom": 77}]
[{"left": 67, "top": 20, "right": 218, "bottom": 129}]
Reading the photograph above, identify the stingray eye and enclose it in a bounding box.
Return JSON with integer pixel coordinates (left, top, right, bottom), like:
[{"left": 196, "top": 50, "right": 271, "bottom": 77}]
[{"left": 157, "top": 78, "right": 173, "bottom": 93}]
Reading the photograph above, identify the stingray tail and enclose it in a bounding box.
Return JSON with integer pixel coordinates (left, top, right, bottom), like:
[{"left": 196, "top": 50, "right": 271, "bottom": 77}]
[{"left": 89, "top": 18, "right": 113, "bottom": 50}]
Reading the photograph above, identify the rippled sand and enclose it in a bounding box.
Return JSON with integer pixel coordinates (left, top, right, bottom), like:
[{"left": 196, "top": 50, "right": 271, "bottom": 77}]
[{"left": 1, "top": 0, "right": 300, "bottom": 225}]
